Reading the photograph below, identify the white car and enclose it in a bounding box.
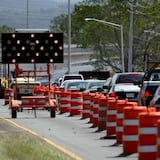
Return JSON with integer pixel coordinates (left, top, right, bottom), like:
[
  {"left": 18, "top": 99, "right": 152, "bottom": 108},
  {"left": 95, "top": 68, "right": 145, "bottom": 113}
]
[
  {"left": 60, "top": 79, "right": 106, "bottom": 93},
  {"left": 108, "top": 72, "right": 144, "bottom": 102},
  {"left": 60, "top": 80, "right": 86, "bottom": 91},
  {"left": 60, "top": 74, "right": 84, "bottom": 85}
]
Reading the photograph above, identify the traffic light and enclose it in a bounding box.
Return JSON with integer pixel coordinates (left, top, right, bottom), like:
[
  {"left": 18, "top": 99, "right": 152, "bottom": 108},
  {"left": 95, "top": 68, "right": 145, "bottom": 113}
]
[{"left": 1, "top": 32, "right": 63, "bottom": 63}]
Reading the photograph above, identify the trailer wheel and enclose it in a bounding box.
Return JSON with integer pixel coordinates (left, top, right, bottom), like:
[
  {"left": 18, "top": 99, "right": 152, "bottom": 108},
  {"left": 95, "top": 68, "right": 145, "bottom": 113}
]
[
  {"left": 12, "top": 109, "right": 17, "bottom": 118},
  {"left": 50, "top": 109, "right": 56, "bottom": 118}
]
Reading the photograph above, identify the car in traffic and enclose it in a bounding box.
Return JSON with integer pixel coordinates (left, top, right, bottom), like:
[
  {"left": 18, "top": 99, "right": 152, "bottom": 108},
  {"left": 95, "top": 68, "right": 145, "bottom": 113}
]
[
  {"left": 60, "top": 79, "right": 106, "bottom": 93},
  {"left": 107, "top": 72, "right": 144, "bottom": 102},
  {"left": 60, "top": 80, "right": 87, "bottom": 92},
  {"left": 138, "top": 67, "right": 160, "bottom": 106},
  {"left": 84, "top": 79, "right": 106, "bottom": 93},
  {"left": 38, "top": 79, "right": 55, "bottom": 86},
  {"left": 60, "top": 74, "right": 84, "bottom": 85},
  {"left": 149, "top": 86, "right": 160, "bottom": 111},
  {"left": 101, "top": 77, "right": 112, "bottom": 94}
]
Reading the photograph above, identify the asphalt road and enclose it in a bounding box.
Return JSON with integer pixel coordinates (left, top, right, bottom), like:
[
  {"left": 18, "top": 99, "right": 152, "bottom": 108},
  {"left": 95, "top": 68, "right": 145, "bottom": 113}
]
[{"left": 0, "top": 99, "right": 138, "bottom": 160}]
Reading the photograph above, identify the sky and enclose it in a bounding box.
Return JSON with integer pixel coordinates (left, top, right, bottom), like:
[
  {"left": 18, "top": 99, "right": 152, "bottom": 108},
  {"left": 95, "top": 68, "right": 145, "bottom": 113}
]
[
  {"left": 0, "top": 0, "right": 81, "bottom": 11},
  {"left": 0, "top": 0, "right": 82, "bottom": 28}
]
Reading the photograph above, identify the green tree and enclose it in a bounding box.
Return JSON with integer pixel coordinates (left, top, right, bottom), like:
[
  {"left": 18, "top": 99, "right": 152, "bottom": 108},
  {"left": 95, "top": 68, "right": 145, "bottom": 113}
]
[
  {"left": 50, "top": 0, "right": 160, "bottom": 72},
  {"left": 50, "top": 14, "right": 68, "bottom": 43},
  {"left": 0, "top": 25, "right": 15, "bottom": 45}
]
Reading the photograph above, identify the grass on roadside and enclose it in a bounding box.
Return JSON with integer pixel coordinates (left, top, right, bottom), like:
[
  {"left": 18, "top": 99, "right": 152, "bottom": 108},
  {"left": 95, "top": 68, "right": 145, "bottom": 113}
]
[{"left": 0, "top": 133, "right": 72, "bottom": 160}]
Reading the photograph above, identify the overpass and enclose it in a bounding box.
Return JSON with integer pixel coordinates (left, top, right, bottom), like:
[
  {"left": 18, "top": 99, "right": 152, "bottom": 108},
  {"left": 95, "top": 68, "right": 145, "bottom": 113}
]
[{"left": 0, "top": 45, "right": 95, "bottom": 81}]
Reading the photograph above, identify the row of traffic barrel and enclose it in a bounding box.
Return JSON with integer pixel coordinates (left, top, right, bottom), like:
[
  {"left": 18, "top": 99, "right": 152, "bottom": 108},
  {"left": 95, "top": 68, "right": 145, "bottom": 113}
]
[
  {"left": 53, "top": 89, "right": 160, "bottom": 160},
  {"left": 5, "top": 86, "right": 160, "bottom": 160},
  {"left": 4, "top": 86, "right": 58, "bottom": 105}
]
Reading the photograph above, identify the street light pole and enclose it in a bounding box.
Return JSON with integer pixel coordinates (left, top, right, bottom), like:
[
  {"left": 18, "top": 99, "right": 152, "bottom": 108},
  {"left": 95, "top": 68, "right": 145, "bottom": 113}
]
[
  {"left": 68, "top": 0, "right": 71, "bottom": 74},
  {"left": 26, "top": 0, "right": 29, "bottom": 28},
  {"left": 85, "top": 18, "right": 125, "bottom": 72},
  {"left": 120, "top": 25, "right": 124, "bottom": 73},
  {"left": 128, "top": 0, "right": 133, "bottom": 72}
]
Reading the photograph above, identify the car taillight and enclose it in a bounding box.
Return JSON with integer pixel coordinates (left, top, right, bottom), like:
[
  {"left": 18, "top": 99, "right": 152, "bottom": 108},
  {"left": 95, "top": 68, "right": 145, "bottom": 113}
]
[
  {"left": 144, "top": 90, "right": 150, "bottom": 97},
  {"left": 109, "top": 92, "right": 116, "bottom": 97},
  {"left": 156, "top": 100, "right": 160, "bottom": 105}
]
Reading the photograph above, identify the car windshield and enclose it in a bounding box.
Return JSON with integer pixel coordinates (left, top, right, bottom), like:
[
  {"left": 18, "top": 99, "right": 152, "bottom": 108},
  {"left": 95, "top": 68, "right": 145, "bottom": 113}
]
[
  {"left": 87, "top": 81, "right": 105, "bottom": 89},
  {"left": 149, "top": 72, "right": 160, "bottom": 81},
  {"left": 143, "top": 69, "right": 160, "bottom": 81},
  {"left": 67, "top": 81, "right": 87, "bottom": 90},
  {"left": 116, "top": 73, "right": 144, "bottom": 84}
]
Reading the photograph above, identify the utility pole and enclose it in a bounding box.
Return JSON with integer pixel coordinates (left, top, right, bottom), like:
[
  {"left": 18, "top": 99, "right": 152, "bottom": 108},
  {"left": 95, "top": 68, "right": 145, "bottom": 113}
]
[{"left": 128, "top": 0, "right": 133, "bottom": 72}]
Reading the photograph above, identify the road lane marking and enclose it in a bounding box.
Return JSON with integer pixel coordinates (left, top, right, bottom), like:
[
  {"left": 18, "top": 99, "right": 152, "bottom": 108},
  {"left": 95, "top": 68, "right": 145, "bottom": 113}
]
[{"left": 1, "top": 116, "right": 82, "bottom": 160}]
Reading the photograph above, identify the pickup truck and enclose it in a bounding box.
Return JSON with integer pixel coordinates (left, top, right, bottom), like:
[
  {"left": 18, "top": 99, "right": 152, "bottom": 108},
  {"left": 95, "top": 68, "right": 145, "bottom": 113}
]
[
  {"left": 138, "top": 67, "right": 160, "bottom": 106},
  {"left": 10, "top": 77, "right": 41, "bottom": 99}
]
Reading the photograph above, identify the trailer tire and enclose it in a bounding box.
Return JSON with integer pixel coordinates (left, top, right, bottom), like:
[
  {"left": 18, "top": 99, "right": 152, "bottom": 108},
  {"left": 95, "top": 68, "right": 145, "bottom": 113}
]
[
  {"left": 12, "top": 109, "right": 17, "bottom": 118},
  {"left": 50, "top": 110, "right": 56, "bottom": 118}
]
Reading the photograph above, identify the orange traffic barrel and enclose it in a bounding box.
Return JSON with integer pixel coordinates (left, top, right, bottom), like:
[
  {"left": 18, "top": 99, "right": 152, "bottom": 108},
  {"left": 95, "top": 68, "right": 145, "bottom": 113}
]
[
  {"left": 89, "top": 93, "right": 96, "bottom": 123},
  {"left": 4, "top": 88, "right": 14, "bottom": 105},
  {"left": 92, "top": 93, "right": 102, "bottom": 127},
  {"left": 59, "top": 90, "right": 71, "bottom": 113},
  {"left": 123, "top": 105, "right": 147, "bottom": 154},
  {"left": 70, "top": 91, "right": 83, "bottom": 116},
  {"left": 98, "top": 95, "right": 107, "bottom": 131},
  {"left": 106, "top": 97, "right": 117, "bottom": 136},
  {"left": 157, "top": 119, "right": 160, "bottom": 159},
  {"left": 138, "top": 110, "right": 159, "bottom": 160},
  {"left": 116, "top": 99, "right": 137, "bottom": 144},
  {"left": 82, "top": 92, "right": 91, "bottom": 119},
  {"left": 54, "top": 88, "right": 61, "bottom": 110},
  {"left": 53, "top": 86, "right": 60, "bottom": 98}
]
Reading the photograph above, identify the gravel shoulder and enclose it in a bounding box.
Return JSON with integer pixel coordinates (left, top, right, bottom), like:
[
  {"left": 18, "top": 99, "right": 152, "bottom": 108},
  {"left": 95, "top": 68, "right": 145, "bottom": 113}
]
[{"left": 0, "top": 118, "right": 25, "bottom": 135}]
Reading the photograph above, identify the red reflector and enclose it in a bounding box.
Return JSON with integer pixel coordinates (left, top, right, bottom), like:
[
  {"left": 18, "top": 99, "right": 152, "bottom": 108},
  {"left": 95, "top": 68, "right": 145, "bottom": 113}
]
[
  {"left": 144, "top": 90, "right": 150, "bottom": 97},
  {"left": 109, "top": 92, "right": 116, "bottom": 97}
]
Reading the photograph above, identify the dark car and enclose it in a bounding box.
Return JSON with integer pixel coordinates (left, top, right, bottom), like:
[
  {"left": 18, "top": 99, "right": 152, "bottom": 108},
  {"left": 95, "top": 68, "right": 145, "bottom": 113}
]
[{"left": 138, "top": 68, "right": 160, "bottom": 106}]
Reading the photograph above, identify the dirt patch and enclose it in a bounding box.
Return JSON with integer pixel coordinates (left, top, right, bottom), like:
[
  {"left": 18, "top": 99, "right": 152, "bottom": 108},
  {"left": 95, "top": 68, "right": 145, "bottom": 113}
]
[{"left": 0, "top": 118, "right": 27, "bottom": 136}]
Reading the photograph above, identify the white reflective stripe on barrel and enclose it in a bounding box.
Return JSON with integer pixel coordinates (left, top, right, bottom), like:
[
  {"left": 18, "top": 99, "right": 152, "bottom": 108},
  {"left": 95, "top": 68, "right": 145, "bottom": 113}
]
[
  {"left": 138, "top": 145, "right": 157, "bottom": 152},
  {"left": 71, "top": 106, "right": 82, "bottom": 109},
  {"left": 61, "top": 104, "right": 70, "bottom": 108},
  {"left": 61, "top": 97, "right": 70, "bottom": 101},
  {"left": 83, "top": 100, "right": 90, "bottom": 104},
  {"left": 116, "top": 126, "right": 123, "bottom": 132},
  {"left": 99, "top": 106, "right": 106, "bottom": 111},
  {"left": 107, "top": 122, "right": 116, "bottom": 127},
  {"left": 117, "top": 113, "right": 124, "bottom": 119},
  {"left": 93, "top": 114, "right": 98, "bottom": 118},
  {"left": 123, "top": 119, "right": 139, "bottom": 126},
  {"left": 107, "top": 110, "right": 116, "bottom": 115},
  {"left": 93, "top": 104, "right": 99, "bottom": 108},
  {"left": 71, "top": 98, "right": 83, "bottom": 102},
  {"left": 139, "top": 127, "right": 157, "bottom": 134},
  {"left": 123, "top": 135, "right": 138, "bottom": 141}
]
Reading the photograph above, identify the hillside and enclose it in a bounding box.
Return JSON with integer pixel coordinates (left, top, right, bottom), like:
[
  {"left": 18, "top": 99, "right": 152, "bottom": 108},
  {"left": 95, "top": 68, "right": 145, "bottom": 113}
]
[{"left": 0, "top": 0, "right": 81, "bottom": 29}]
